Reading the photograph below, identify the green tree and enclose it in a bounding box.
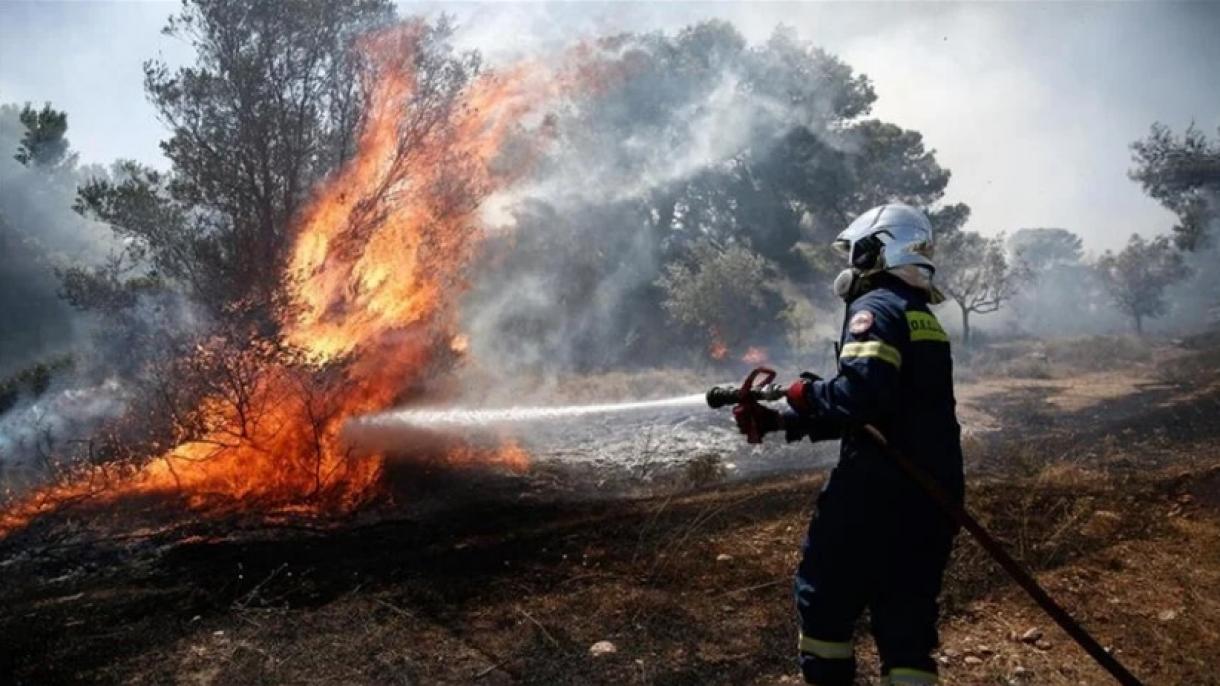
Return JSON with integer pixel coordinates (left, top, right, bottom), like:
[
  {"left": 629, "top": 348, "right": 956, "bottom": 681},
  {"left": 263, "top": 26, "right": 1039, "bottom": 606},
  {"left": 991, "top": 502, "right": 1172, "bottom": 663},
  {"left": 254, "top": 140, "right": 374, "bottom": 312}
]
[
  {"left": 656, "top": 240, "right": 783, "bottom": 357},
  {"left": 1130, "top": 123, "right": 1220, "bottom": 251},
  {"left": 14, "top": 103, "right": 72, "bottom": 168},
  {"left": 1096, "top": 233, "right": 1188, "bottom": 334},
  {"left": 1008, "top": 228, "right": 1084, "bottom": 274}
]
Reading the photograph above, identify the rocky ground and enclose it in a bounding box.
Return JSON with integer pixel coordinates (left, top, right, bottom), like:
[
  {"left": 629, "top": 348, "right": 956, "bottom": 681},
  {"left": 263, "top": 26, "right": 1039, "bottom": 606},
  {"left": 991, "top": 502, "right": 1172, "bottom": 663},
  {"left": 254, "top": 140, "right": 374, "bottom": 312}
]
[{"left": 1, "top": 335, "right": 1218, "bottom": 685}]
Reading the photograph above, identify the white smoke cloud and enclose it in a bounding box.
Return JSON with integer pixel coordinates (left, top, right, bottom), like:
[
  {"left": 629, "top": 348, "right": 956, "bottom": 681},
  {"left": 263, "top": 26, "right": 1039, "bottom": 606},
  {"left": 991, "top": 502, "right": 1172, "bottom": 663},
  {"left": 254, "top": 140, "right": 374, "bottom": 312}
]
[{"left": 0, "top": 378, "right": 128, "bottom": 490}]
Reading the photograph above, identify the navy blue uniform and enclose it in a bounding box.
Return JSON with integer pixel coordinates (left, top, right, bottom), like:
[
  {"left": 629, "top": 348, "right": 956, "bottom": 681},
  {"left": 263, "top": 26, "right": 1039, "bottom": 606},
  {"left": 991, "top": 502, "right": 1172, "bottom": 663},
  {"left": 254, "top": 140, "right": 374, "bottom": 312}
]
[{"left": 786, "top": 274, "right": 963, "bottom": 686}]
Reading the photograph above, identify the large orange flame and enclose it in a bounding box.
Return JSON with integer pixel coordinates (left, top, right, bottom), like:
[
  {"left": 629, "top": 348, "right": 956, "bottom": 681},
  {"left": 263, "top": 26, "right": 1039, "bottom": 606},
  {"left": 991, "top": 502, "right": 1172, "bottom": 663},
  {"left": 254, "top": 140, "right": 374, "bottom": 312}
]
[{"left": 0, "top": 23, "right": 558, "bottom": 537}]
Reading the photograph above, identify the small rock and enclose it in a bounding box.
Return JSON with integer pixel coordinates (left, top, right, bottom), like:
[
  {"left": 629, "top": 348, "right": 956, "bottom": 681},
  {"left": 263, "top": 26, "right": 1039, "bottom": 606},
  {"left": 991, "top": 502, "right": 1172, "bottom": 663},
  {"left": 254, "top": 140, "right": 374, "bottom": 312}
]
[
  {"left": 1157, "top": 608, "right": 1178, "bottom": 622},
  {"left": 1019, "top": 627, "right": 1043, "bottom": 644},
  {"left": 1035, "top": 639, "right": 1053, "bottom": 651},
  {"left": 715, "top": 553, "right": 733, "bottom": 562},
  {"left": 976, "top": 644, "right": 994, "bottom": 655},
  {"left": 964, "top": 655, "right": 983, "bottom": 665},
  {"left": 589, "top": 640, "right": 617, "bottom": 657}
]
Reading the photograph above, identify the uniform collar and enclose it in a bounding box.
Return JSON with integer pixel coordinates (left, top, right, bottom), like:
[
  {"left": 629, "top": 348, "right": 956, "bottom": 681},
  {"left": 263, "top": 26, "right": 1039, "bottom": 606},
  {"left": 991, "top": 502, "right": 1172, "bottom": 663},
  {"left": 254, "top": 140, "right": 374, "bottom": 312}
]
[{"left": 854, "top": 271, "right": 934, "bottom": 305}]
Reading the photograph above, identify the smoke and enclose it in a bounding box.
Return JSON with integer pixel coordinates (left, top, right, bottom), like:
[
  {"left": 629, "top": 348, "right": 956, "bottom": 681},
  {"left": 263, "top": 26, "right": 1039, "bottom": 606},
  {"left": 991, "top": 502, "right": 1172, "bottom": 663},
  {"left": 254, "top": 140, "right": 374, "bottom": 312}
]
[
  {"left": 0, "top": 379, "right": 127, "bottom": 489},
  {"left": 968, "top": 198, "right": 1220, "bottom": 342},
  {"left": 0, "top": 103, "right": 116, "bottom": 376},
  {"left": 459, "top": 23, "right": 863, "bottom": 386},
  {"left": 0, "top": 104, "right": 215, "bottom": 487},
  {"left": 1164, "top": 191, "right": 1220, "bottom": 332}
]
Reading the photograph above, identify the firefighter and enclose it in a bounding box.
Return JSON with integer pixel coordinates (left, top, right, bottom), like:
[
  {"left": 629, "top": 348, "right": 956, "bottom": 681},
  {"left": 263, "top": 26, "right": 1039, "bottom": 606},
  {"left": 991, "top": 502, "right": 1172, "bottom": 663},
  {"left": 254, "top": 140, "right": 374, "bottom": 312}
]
[{"left": 735, "top": 203, "right": 964, "bottom": 685}]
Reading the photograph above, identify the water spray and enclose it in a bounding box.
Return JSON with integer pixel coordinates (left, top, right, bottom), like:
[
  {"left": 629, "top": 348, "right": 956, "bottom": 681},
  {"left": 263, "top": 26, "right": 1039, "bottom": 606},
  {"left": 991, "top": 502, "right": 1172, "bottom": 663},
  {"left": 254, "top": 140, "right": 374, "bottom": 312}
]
[
  {"left": 349, "top": 363, "right": 1145, "bottom": 685},
  {"left": 351, "top": 393, "right": 708, "bottom": 431}
]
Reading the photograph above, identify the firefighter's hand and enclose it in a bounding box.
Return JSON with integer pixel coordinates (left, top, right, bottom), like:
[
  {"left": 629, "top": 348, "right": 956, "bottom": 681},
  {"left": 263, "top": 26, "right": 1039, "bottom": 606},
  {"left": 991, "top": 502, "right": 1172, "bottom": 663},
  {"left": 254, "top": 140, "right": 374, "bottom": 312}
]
[
  {"left": 733, "top": 403, "right": 782, "bottom": 439},
  {"left": 784, "top": 372, "right": 821, "bottom": 415}
]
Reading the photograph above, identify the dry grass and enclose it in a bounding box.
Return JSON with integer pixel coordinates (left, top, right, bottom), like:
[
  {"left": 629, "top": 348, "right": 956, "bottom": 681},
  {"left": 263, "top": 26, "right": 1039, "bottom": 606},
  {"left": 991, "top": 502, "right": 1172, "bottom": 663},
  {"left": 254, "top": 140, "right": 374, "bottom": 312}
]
[
  {"left": 961, "top": 335, "right": 1157, "bottom": 381},
  {"left": 3, "top": 336, "right": 1219, "bottom": 685}
]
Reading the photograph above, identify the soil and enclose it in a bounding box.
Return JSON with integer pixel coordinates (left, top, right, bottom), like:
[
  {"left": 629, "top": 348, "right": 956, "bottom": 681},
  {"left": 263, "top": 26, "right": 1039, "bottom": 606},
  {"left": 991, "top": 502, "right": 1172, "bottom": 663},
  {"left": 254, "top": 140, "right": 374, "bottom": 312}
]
[{"left": 2, "top": 338, "right": 1219, "bottom": 685}]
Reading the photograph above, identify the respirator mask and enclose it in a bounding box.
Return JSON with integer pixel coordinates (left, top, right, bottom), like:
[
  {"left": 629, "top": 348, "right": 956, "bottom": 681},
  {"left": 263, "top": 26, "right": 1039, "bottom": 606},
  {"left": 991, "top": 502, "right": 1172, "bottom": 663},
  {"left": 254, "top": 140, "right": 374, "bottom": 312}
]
[{"left": 831, "top": 233, "right": 886, "bottom": 302}]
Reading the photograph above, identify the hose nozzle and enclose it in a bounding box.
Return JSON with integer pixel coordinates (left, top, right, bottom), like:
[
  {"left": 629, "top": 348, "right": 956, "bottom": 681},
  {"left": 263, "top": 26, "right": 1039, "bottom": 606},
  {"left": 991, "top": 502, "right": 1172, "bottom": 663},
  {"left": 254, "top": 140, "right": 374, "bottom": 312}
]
[
  {"left": 705, "top": 382, "right": 785, "bottom": 409},
  {"left": 706, "top": 385, "right": 741, "bottom": 409}
]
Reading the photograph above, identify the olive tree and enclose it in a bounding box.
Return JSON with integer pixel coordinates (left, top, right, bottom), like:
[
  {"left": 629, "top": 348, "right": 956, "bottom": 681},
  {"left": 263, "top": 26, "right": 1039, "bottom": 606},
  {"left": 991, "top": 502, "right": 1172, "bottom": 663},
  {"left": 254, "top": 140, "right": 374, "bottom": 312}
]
[
  {"left": 935, "top": 230, "right": 1026, "bottom": 346},
  {"left": 1096, "top": 233, "right": 1188, "bottom": 334}
]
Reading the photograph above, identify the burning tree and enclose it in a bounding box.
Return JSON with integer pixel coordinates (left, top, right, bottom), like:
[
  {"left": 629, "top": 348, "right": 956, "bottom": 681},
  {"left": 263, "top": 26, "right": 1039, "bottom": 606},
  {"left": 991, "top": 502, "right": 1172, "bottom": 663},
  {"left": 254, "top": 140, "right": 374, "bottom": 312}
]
[
  {"left": 1, "top": 9, "right": 552, "bottom": 535},
  {"left": 70, "top": 0, "right": 400, "bottom": 323},
  {"left": 1096, "top": 233, "right": 1188, "bottom": 334}
]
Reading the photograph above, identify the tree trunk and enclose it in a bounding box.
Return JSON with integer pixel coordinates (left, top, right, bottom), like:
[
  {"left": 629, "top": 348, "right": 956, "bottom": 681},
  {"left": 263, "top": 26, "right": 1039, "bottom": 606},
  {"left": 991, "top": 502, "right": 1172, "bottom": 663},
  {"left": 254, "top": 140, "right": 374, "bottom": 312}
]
[{"left": 959, "top": 302, "right": 971, "bottom": 347}]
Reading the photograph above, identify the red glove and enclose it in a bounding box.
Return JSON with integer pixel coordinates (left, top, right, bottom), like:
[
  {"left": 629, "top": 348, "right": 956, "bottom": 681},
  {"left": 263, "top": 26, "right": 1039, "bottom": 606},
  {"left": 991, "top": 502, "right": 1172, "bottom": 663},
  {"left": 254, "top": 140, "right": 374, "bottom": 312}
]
[
  {"left": 785, "top": 372, "right": 822, "bottom": 415},
  {"left": 733, "top": 403, "right": 782, "bottom": 443}
]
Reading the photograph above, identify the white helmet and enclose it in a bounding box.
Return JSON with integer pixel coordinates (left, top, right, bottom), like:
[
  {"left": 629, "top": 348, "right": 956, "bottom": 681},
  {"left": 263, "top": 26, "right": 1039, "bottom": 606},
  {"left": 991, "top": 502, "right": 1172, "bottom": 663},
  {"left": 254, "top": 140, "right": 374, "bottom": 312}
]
[{"left": 833, "top": 203, "right": 935, "bottom": 274}]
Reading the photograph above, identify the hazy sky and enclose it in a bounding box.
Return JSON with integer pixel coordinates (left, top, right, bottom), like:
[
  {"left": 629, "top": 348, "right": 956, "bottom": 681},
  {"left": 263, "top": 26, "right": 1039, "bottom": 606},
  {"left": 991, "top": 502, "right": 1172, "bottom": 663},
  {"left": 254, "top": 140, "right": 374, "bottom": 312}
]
[{"left": 1, "top": 1, "right": 1217, "bottom": 252}]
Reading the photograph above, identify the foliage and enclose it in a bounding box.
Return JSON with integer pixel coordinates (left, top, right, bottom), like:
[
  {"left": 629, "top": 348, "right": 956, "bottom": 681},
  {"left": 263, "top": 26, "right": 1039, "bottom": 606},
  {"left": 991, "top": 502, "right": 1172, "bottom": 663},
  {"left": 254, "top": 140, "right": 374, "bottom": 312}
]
[
  {"left": 656, "top": 240, "right": 784, "bottom": 355},
  {"left": 0, "top": 356, "right": 73, "bottom": 416},
  {"left": 468, "top": 21, "right": 967, "bottom": 370},
  {"left": 1130, "top": 123, "right": 1220, "bottom": 251},
  {"left": 1096, "top": 233, "right": 1189, "bottom": 333},
  {"left": 14, "top": 103, "right": 73, "bottom": 168},
  {"left": 1008, "top": 228, "right": 1084, "bottom": 274},
  {"left": 936, "top": 230, "right": 1027, "bottom": 345},
  {"left": 70, "top": 0, "right": 399, "bottom": 325},
  {"left": 1003, "top": 227, "right": 1117, "bottom": 336},
  {"left": 0, "top": 103, "right": 114, "bottom": 372}
]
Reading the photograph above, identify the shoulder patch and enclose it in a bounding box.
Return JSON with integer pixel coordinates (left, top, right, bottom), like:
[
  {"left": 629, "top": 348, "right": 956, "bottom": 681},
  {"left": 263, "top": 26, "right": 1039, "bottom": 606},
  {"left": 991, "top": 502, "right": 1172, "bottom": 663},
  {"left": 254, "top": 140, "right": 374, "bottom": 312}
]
[{"left": 848, "top": 310, "right": 874, "bottom": 335}]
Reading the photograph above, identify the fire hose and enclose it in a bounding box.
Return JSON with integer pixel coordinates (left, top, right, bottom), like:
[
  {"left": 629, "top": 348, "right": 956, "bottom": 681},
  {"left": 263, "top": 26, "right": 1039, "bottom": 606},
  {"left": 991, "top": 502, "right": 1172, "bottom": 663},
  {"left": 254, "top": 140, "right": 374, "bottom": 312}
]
[{"left": 707, "top": 367, "right": 1145, "bottom": 686}]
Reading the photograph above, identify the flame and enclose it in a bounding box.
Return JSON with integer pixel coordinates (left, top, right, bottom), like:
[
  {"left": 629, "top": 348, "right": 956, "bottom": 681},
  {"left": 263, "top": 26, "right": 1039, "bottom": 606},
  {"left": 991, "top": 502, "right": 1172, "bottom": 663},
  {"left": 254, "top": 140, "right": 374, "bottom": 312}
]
[
  {"left": 0, "top": 23, "right": 562, "bottom": 537},
  {"left": 709, "top": 337, "right": 728, "bottom": 361},
  {"left": 741, "top": 346, "right": 768, "bottom": 365}
]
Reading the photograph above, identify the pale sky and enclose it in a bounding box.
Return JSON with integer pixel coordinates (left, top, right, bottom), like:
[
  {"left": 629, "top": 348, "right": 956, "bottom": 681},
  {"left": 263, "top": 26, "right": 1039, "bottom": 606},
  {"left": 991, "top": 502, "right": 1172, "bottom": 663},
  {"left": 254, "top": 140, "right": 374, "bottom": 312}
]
[{"left": 1, "top": 1, "right": 1217, "bottom": 253}]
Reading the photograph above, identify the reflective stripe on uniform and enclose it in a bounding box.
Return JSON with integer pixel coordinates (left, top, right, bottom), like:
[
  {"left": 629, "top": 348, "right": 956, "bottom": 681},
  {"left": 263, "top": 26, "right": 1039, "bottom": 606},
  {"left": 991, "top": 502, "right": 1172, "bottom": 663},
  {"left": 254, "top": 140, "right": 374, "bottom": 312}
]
[
  {"left": 797, "top": 633, "right": 854, "bottom": 659},
  {"left": 906, "top": 311, "right": 949, "bottom": 343},
  {"left": 839, "top": 340, "right": 902, "bottom": 368},
  {"left": 882, "top": 667, "right": 939, "bottom": 684}
]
